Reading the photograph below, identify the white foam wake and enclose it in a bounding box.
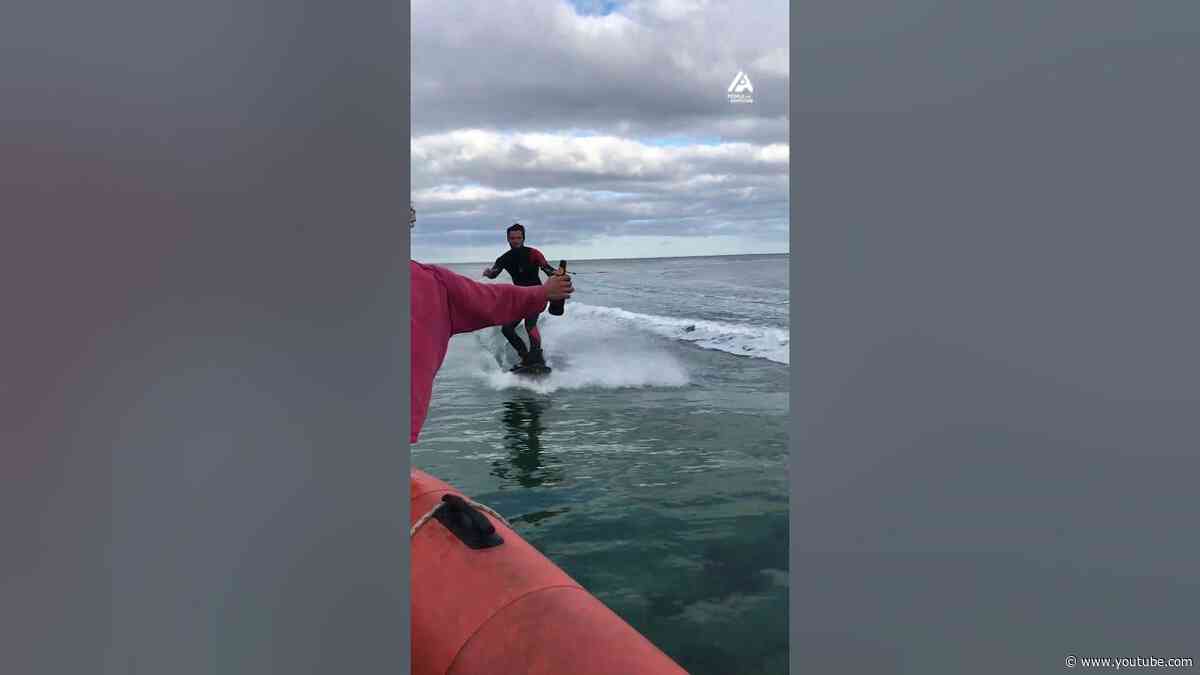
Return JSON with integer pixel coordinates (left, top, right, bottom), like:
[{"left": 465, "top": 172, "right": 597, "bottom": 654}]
[
  {"left": 455, "top": 321, "right": 691, "bottom": 394},
  {"left": 567, "top": 302, "right": 790, "bottom": 365}
]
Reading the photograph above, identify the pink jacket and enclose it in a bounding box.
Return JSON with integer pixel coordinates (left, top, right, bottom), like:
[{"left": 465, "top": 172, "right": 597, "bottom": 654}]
[{"left": 410, "top": 261, "right": 548, "bottom": 443}]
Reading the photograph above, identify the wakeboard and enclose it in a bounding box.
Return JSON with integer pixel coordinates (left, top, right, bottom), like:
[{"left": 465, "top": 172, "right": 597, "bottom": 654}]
[{"left": 509, "top": 363, "right": 552, "bottom": 377}]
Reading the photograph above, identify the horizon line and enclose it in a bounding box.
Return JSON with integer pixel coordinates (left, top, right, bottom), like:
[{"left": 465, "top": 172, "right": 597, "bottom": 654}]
[{"left": 420, "top": 250, "right": 790, "bottom": 265}]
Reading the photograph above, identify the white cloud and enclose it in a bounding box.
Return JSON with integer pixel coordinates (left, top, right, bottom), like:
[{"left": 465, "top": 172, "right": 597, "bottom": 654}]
[
  {"left": 413, "top": 130, "right": 787, "bottom": 186},
  {"left": 412, "top": 0, "right": 789, "bottom": 140},
  {"left": 752, "top": 47, "right": 790, "bottom": 78},
  {"left": 411, "top": 0, "right": 789, "bottom": 261}
]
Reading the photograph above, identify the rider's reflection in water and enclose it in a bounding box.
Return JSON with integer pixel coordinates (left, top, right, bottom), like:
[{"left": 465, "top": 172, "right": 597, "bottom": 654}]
[{"left": 491, "top": 395, "right": 563, "bottom": 491}]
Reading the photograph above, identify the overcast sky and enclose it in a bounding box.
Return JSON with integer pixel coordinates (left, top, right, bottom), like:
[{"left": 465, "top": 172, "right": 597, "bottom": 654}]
[{"left": 411, "top": 0, "right": 789, "bottom": 263}]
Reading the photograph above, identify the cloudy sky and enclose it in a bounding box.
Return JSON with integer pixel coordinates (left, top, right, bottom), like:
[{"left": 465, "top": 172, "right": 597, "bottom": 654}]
[{"left": 411, "top": 0, "right": 789, "bottom": 263}]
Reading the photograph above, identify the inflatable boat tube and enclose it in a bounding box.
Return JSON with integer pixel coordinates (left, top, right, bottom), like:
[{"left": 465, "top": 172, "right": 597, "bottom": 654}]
[{"left": 410, "top": 469, "right": 688, "bottom": 675}]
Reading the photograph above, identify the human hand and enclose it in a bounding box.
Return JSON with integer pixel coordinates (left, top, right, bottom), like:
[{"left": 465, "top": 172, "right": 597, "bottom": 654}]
[{"left": 543, "top": 273, "right": 573, "bottom": 301}]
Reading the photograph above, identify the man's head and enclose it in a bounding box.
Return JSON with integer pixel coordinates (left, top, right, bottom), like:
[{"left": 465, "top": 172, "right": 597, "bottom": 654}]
[{"left": 506, "top": 223, "right": 525, "bottom": 249}]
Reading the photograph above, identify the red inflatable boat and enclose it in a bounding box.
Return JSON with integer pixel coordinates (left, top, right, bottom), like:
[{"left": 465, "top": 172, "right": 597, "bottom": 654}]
[{"left": 410, "top": 469, "right": 689, "bottom": 675}]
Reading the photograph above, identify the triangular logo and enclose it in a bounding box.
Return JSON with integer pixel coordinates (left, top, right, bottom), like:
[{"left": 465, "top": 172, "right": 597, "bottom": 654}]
[{"left": 728, "top": 71, "right": 754, "bottom": 94}]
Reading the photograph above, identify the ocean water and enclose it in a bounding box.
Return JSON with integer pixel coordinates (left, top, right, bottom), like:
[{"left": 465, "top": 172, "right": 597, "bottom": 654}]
[{"left": 413, "top": 253, "right": 790, "bottom": 675}]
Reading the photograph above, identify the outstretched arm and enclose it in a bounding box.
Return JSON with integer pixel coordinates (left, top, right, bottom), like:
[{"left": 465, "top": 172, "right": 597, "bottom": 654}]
[
  {"left": 482, "top": 254, "right": 505, "bottom": 279},
  {"left": 433, "top": 265, "right": 549, "bottom": 335}
]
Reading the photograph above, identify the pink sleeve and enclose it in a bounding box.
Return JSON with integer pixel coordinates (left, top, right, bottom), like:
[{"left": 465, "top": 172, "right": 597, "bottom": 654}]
[{"left": 432, "top": 266, "right": 548, "bottom": 335}]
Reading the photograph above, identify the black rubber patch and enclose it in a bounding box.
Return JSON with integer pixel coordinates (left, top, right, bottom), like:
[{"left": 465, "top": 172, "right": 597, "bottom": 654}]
[{"left": 432, "top": 494, "right": 504, "bottom": 550}]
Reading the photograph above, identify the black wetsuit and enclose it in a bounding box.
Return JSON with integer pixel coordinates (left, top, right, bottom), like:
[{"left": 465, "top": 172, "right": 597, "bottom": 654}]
[
  {"left": 492, "top": 247, "right": 551, "bottom": 287},
  {"left": 491, "top": 246, "right": 555, "bottom": 360}
]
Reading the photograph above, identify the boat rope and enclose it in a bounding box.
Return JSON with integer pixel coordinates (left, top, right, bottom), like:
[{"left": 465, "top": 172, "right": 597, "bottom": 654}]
[{"left": 410, "top": 495, "right": 512, "bottom": 538}]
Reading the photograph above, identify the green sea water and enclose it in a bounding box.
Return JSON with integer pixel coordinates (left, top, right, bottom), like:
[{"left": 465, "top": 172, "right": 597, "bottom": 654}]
[{"left": 414, "top": 254, "right": 789, "bottom": 674}]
